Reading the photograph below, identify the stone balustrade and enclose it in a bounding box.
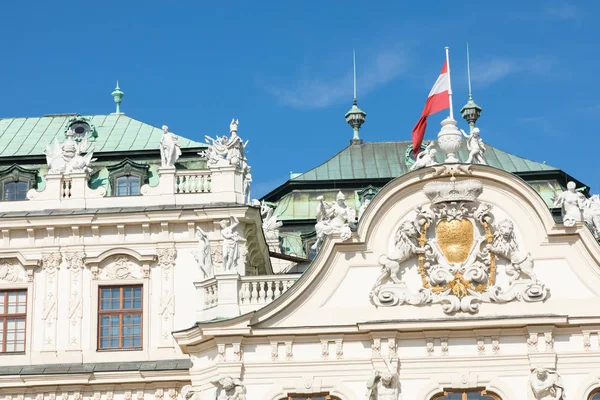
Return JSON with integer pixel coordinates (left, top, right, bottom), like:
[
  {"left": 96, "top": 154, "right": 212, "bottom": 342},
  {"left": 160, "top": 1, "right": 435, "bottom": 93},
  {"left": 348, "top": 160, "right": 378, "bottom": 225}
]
[
  {"left": 1, "top": 165, "right": 244, "bottom": 212},
  {"left": 196, "top": 273, "right": 301, "bottom": 321}
]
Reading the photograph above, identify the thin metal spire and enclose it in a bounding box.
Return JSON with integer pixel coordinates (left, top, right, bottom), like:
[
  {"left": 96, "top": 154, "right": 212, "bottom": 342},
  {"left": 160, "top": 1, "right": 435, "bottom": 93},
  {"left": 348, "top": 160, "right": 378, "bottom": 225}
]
[
  {"left": 467, "top": 43, "right": 473, "bottom": 100},
  {"left": 353, "top": 49, "right": 357, "bottom": 102}
]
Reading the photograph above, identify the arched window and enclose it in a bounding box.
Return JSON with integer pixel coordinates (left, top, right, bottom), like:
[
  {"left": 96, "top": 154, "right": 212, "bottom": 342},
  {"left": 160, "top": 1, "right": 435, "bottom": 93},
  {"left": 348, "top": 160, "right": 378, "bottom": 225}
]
[
  {"left": 4, "top": 181, "right": 29, "bottom": 201},
  {"left": 115, "top": 175, "right": 140, "bottom": 196},
  {"left": 589, "top": 389, "right": 600, "bottom": 399},
  {"left": 432, "top": 389, "right": 501, "bottom": 400}
]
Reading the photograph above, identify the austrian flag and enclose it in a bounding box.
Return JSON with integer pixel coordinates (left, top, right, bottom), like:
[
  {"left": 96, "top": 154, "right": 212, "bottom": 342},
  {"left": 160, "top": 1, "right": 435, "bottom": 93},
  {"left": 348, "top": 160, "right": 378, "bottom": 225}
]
[{"left": 411, "top": 60, "right": 450, "bottom": 155}]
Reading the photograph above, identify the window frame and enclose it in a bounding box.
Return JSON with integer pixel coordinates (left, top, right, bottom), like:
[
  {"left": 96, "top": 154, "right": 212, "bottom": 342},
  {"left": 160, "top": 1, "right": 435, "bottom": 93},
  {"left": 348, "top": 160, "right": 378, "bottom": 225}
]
[
  {"left": 106, "top": 158, "right": 149, "bottom": 197},
  {"left": 589, "top": 389, "right": 600, "bottom": 400},
  {"left": 115, "top": 175, "right": 141, "bottom": 197},
  {"left": 97, "top": 285, "right": 143, "bottom": 351},
  {"left": 0, "top": 164, "right": 37, "bottom": 202},
  {"left": 0, "top": 289, "right": 27, "bottom": 353},
  {"left": 431, "top": 389, "right": 502, "bottom": 400}
]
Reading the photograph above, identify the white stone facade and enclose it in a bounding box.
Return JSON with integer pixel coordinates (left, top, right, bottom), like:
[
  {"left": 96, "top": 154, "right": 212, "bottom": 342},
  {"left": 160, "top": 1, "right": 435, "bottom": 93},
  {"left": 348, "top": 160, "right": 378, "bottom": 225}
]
[{"left": 173, "top": 164, "right": 600, "bottom": 400}]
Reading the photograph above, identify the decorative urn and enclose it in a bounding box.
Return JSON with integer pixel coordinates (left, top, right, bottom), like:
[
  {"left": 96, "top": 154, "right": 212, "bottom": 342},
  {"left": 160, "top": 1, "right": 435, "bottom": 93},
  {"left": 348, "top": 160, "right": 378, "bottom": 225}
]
[{"left": 437, "top": 117, "right": 462, "bottom": 163}]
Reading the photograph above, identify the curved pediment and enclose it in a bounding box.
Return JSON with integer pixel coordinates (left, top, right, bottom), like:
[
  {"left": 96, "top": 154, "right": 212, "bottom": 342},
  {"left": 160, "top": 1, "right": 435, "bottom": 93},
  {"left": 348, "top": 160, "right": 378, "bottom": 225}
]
[{"left": 193, "top": 164, "right": 600, "bottom": 336}]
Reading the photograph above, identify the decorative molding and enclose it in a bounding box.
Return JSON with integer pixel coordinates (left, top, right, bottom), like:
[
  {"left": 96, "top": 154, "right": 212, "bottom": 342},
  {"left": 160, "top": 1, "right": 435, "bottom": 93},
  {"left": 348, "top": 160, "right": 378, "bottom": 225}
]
[
  {"left": 477, "top": 336, "right": 485, "bottom": 355},
  {"left": 492, "top": 336, "right": 500, "bottom": 355},
  {"left": 0, "top": 259, "right": 27, "bottom": 283},
  {"left": 528, "top": 333, "right": 539, "bottom": 353},
  {"left": 42, "top": 252, "right": 61, "bottom": 351},
  {"left": 64, "top": 251, "right": 85, "bottom": 348},
  {"left": 157, "top": 248, "right": 177, "bottom": 346},
  {"left": 98, "top": 256, "right": 144, "bottom": 280}
]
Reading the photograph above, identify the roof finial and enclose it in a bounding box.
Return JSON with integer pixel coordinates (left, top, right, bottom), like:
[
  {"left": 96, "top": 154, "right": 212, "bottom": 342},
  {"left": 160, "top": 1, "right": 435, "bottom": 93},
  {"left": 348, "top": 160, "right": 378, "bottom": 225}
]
[
  {"left": 353, "top": 49, "right": 357, "bottom": 102},
  {"left": 111, "top": 81, "right": 124, "bottom": 114},
  {"left": 460, "top": 43, "right": 482, "bottom": 132},
  {"left": 345, "top": 49, "right": 366, "bottom": 145}
]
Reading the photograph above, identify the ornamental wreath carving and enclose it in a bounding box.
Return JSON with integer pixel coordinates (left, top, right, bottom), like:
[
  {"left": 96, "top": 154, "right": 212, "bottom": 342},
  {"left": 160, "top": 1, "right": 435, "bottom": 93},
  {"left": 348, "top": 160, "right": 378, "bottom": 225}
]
[{"left": 370, "top": 178, "right": 549, "bottom": 314}]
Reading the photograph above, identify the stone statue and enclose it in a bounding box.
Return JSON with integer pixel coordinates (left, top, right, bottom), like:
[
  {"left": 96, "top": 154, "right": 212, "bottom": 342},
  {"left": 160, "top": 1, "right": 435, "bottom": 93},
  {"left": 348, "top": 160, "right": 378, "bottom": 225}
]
[
  {"left": 194, "top": 226, "right": 213, "bottom": 279},
  {"left": 311, "top": 191, "right": 356, "bottom": 251},
  {"left": 551, "top": 181, "right": 585, "bottom": 226},
  {"left": 366, "top": 357, "right": 400, "bottom": 400},
  {"left": 410, "top": 141, "right": 437, "bottom": 171},
  {"left": 261, "top": 201, "right": 282, "bottom": 242},
  {"left": 528, "top": 367, "right": 565, "bottom": 400},
  {"left": 358, "top": 198, "right": 372, "bottom": 221},
  {"left": 372, "top": 220, "right": 426, "bottom": 295},
  {"left": 220, "top": 216, "right": 240, "bottom": 272},
  {"left": 212, "top": 376, "right": 245, "bottom": 400},
  {"left": 583, "top": 194, "right": 600, "bottom": 237},
  {"left": 45, "top": 129, "right": 96, "bottom": 174},
  {"left": 202, "top": 119, "right": 248, "bottom": 169},
  {"left": 159, "top": 125, "right": 182, "bottom": 168},
  {"left": 243, "top": 165, "right": 252, "bottom": 205},
  {"left": 461, "top": 127, "right": 486, "bottom": 164},
  {"left": 490, "top": 219, "right": 535, "bottom": 282}
]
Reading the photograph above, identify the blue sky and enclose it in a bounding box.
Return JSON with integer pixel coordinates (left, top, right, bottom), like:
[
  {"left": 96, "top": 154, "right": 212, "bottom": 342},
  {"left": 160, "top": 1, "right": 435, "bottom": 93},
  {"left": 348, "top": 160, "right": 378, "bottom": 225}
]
[{"left": 0, "top": 1, "right": 598, "bottom": 197}]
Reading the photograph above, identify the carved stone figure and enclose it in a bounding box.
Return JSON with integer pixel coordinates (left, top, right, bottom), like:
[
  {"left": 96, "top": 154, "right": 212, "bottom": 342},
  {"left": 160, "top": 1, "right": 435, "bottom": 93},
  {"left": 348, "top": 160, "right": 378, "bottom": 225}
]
[
  {"left": 371, "top": 178, "right": 549, "bottom": 314},
  {"left": 460, "top": 128, "right": 486, "bottom": 164},
  {"left": 490, "top": 219, "right": 536, "bottom": 282},
  {"left": 45, "top": 129, "right": 96, "bottom": 174},
  {"left": 260, "top": 201, "right": 282, "bottom": 242},
  {"left": 366, "top": 358, "right": 400, "bottom": 400},
  {"left": 583, "top": 194, "right": 600, "bottom": 237},
  {"left": 159, "top": 125, "right": 182, "bottom": 168},
  {"left": 212, "top": 376, "right": 245, "bottom": 400},
  {"left": 410, "top": 142, "right": 437, "bottom": 171},
  {"left": 194, "top": 226, "right": 213, "bottom": 279},
  {"left": 552, "top": 181, "right": 585, "bottom": 226},
  {"left": 372, "top": 221, "right": 426, "bottom": 296},
  {"left": 311, "top": 191, "right": 356, "bottom": 251},
  {"left": 358, "top": 198, "right": 372, "bottom": 221},
  {"left": 179, "top": 386, "right": 198, "bottom": 400},
  {"left": 202, "top": 119, "right": 248, "bottom": 169},
  {"left": 529, "top": 367, "right": 565, "bottom": 400},
  {"left": 0, "top": 261, "right": 25, "bottom": 283},
  {"left": 243, "top": 166, "right": 252, "bottom": 204},
  {"left": 220, "top": 216, "right": 240, "bottom": 272}
]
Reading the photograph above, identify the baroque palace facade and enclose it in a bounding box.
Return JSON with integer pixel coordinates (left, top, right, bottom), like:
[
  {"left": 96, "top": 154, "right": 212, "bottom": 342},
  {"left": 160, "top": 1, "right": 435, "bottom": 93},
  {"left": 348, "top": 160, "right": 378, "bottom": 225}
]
[{"left": 1, "top": 86, "right": 600, "bottom": 400}]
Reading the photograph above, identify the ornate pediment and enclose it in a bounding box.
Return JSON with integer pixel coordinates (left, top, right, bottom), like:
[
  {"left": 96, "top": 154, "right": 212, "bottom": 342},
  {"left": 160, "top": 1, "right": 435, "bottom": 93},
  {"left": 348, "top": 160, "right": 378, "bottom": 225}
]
[
  {"left": 0, "top": 259, "right": 27, "bottom": 283},
  {"left": 370, "top": 177, "right": 549, "bottom": 314},
  {"left": 98, "top": 256, "right": 144, "bottom": 280}
]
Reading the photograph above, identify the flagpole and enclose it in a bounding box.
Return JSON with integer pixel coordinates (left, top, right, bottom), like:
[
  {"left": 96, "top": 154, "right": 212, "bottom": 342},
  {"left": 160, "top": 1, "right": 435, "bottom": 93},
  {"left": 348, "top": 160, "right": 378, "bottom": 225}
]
[{"left": 445, "top": 46, "right": 454, "bottom": 120}]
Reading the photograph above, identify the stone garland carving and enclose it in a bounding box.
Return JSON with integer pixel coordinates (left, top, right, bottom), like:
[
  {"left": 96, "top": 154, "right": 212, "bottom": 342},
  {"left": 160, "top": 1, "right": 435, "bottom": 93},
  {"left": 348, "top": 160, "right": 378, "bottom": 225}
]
[
  {"left": 201, "top": 118, "right": 248, "bottom": 169},
  {"left": 425, "top": 338, "right": 434, "bottom": 356},
  {"left": 529, "top": 367, "right": 565, "bottom": 400},
  {"left": 492, "top": 336, "right": 500, "bottom": 354},
  {"left": 366, "top": 357, "right": 400, "bottom": 400},
  {"left": 476, "top": 337, "right": 485, "bottom": 355},
  {"left": 159, "top": 125, "right": 182, "bottom": 168},
  {"left": 544, "top": 332, "right": 554, "bottom": 351},
  {"left": 42, "top": 252, "right": 61, "bottom": 350},
  {"left": 527, "top": 333, "right": 539, "bottom": 352},
  {"left": 99, "top": 256, "right": 144, "bottom": 280},
  {"left": 212, "top": 376, "right": 246, "bottom": 400},
  {"left": 194, "top": 226, "right": 214, "bottom": 279},
  {"left": 312, "top": 191, "right": 356, "bottom": 252},
  {"left": 410, "top": 141, "right": 437, "bottom": 171},
  {"left": 64, "top": 252, "right": 85, "bottom": 348},
  {"left": 460, "top": 128, "right": 486, "bottom": 165},
  {"left": 220, "top": 216, "right": 240, "bottom": 273},
  {"left": 0, "top": 260, "right": 26, "bottom": 283},
  {"left": 260, "top": 201, "right": 283, "bottom": 252},
  {"left": 155, "top": 389, "right": 164, "bottom": 400},
  {"left": 157, "top": 248, "right": 177, "bottom": 345},
  {"left": 370, "top": 178, "right": 549, "bottom": 314},
  {"left": 45, "top": 129, "right": 96, "bottom": 174}
]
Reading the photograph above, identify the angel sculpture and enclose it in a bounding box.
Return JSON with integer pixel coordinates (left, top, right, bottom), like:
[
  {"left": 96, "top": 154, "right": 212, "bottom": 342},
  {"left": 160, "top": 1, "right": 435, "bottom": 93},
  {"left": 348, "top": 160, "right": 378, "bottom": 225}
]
[
  {"left": 260, "top": 201, "right": 283, "bottom": 242},
  {"left": 212, "top": 376, "right": 245, "bottom": 400},
  {"left": 45, "top": 129, "right": 96, "bottom": 174},
  {"left": 460, "top": 127, "right": 486, "bottom": 165},
  {"left": 410, "top": 141, "right": 437, "bottom": 171}
]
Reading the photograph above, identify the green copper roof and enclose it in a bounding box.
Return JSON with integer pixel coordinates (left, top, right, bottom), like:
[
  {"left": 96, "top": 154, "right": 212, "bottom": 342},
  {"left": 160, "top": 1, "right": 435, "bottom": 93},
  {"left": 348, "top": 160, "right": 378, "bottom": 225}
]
[
  {"left": 292, "top": 141, "right": 557, "bottom": 181},
  {"left": 0, "top": 114, "right": 204, "bottom": 157}
]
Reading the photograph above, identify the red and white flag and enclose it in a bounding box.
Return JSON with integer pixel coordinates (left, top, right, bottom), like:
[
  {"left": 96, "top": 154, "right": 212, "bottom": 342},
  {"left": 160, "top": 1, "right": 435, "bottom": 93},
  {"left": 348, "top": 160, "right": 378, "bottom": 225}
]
[{"left": 411, "top": 60, "right": 450, "bottom": 155}]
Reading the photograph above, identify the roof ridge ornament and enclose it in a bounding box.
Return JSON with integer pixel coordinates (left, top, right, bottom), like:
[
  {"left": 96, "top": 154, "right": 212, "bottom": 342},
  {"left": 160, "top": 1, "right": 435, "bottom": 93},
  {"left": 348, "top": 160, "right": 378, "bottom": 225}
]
[
  {"left": 111, "top": 81, "right": 124, "bottom": 114},
  {"left": 345, "top": 49, "right": 366, "bottom": 145}
]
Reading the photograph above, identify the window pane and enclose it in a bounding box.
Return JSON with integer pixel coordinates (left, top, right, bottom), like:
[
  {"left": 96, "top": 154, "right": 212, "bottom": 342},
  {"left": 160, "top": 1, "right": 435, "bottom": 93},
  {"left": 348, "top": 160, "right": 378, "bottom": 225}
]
[
  {"left": 592, "top": 394, "right": 600, "bottom": 400},
  {"left": 4, "top": 181, "right": 29, "bottom": 201},
  {"left": 98, "top": 285, "right": 142, "bottom": 350},
  {"left": 115, "top": 176, "right": 140, "bottom": 197}
]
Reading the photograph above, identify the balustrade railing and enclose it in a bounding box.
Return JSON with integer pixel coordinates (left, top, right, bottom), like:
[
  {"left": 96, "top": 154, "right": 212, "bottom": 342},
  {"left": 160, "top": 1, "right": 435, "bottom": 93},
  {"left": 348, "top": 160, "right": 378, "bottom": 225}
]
[
  {"left": 176, "top": 171, "right": 211, "bottom": 194},
  {"left": 203, "top": 282, "right": 219, "bottom": 309},
  {"left": 239, "top": 276, "right": 299, "bottom": 306}
]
